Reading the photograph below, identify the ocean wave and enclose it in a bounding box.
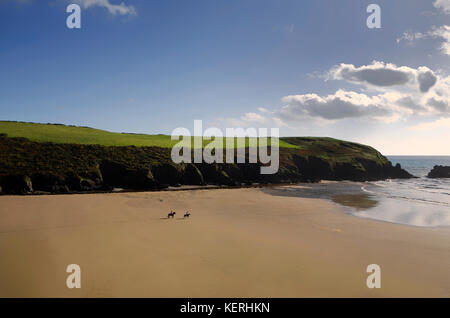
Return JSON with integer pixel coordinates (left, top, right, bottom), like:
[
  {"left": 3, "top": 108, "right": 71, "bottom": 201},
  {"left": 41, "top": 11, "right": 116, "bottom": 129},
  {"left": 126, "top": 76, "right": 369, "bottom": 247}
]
[{"left": 364, "top": 178, "right": 450, "bottom": 207}]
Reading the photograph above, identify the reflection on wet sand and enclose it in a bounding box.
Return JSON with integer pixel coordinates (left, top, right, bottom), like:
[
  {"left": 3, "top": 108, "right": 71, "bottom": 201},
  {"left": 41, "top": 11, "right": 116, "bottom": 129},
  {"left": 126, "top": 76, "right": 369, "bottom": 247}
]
[
  {"left": 265, "top": 182, "right": 450, "bottom": 227},
  {"left": 331, "top": 194, "right": 378, "bottom": 211}
]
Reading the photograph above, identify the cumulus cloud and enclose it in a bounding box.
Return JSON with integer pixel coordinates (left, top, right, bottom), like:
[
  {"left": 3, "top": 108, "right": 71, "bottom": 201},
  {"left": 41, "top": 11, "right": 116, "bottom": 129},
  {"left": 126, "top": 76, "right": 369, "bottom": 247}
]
[
  {"left": 277, "top": 90, "right": 391, "bottom": 121},
  {"left": 273, "top": 82, "right": 449, "bottom": 123},
  {"left": 395, "top": 96, "right": 427, "bottom": 113},
  {"left": 330, "top": 62, "right": 411, "bottom": 87},
  {"left": 328, "top": 61, "right": 438, "bottom": 93},
  {"left": 73, "top": 0, "right": 136, "bottom": 16},
  {"left": 428, "top": 97, "right": 450, "bottom": 113},
  {"left": 418, "top": 69, "right": 438, "bottom": 92},
  {"left": 222, "top": 62, "right": 449, "bottom": 128}
]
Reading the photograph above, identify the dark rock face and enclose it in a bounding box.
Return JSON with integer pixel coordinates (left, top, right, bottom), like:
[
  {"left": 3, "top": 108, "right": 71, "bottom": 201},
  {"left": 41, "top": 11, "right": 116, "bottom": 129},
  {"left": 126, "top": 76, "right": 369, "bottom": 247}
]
[
  {"left": 335, "top": 162, "right": 365, "bottom": 181},
  {"left": 222, "top": 164, "right": 244, "bottom": 184},
  {"left": 31, "top": 173, "right": 69, "bottom": 193},
  {"left": 100, "top": 160, "right": 157, "bottom": 190},
  {"left": 0, "top": 175, "right": 33, "bottom": 194},
  {"left": 180, "top": 164, "right": 205, "bottom": 185},
  {"left": 64, "top": 172, "right": 82, "bottom": 191},
  {"left": 292, "top": 155, "right": 363, "bottom": 181},
  {"left": 237, "top": 163, "right": 264, "bottom": 184},
  {"left": 195, "top": 163, "right": 237, "bottom": 185},
  {"left": 151, "top": 163, "right": 182, "bottom": 187},
  {"left": 63, "top": 166, "right": 105, "bottom": 192},
  {"left": 0, "top": 157, "right": 414, "bottom": 194},
  {"left": 427, "top": 165, "right": 450, "bottom": 178},
  {"left": 308, "top": 156, "right": 334, "bottom": 180},
  {"left": 290, "top": 155, "right": 413, "bottom": 182},
  {"left": 355, "top": 158, "right": 385, "bottom": 181},
  {"left": 0, "top": 134, "right": 416, "bottom": 194}
]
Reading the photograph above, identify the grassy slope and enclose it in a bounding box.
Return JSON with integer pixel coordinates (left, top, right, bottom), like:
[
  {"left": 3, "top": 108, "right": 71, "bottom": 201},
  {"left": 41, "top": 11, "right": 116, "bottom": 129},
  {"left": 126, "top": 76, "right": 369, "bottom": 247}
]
[
  {"left": 281, "top": 137, "right": 389, "bottom": 166},
  {"left": 0, "top": 121, "right": 389, "bottom": 167},
  {"left": 0, "top": 121, "right": 297, "bottom": 149}
]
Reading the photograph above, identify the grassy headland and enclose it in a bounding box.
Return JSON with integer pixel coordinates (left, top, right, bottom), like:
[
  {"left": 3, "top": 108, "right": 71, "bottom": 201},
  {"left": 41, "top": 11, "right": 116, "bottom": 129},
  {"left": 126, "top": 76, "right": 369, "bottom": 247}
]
[{"left": 0, "top": 121, "right": 412, "bottom": 194}]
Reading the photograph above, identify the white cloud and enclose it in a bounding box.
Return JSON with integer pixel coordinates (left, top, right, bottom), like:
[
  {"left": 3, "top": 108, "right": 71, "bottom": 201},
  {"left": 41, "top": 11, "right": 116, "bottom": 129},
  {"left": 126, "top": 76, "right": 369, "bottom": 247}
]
[
  {"left": 395, "top": 96, "right": 427, "bottom": 113},
  {"left": 430, "top": 25, "right": 450, "bottom": 55},
  {"left": 278, "top": 90, "right": 391, "bottom": 121},
  {"left": 73, "top": 0, "right": 136, "bottom": 16},
  {"left": 257, "top": 107, "right": 270, "bottom": 113},
  {"left": 396, "top": 30, "right": 426, "bottom": 43},
  {"left": 397, "top": 1, "right": 449, "bottom": 56},
  {"left": 434, "top": 0, "right": 450, "bottom": 14},
  {"left": 222, "top": 62, "right": 450, "bottom": 128},
  {"left": 398, "top": 25, "right": 450, "bottom": 56},
  {"left": 328, "top": 61, "right": 437, "bottom": 92},
  {"left": 428, "top": 96, "right": 450, "bottom": 113},
  {"left": 241, "top": 112, "right": 266, "bottom": 124}
]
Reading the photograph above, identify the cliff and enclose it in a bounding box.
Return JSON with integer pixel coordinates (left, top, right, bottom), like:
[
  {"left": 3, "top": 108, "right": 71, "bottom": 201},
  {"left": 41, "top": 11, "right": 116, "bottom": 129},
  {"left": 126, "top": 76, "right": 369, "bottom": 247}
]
[{"left": 0, "top": 131, "right": 413, "bottom": 194}]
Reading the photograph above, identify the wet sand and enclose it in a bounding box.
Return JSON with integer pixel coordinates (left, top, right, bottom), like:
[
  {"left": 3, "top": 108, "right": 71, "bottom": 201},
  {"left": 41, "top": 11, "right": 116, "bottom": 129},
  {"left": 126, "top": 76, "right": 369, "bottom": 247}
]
[{"left": 0, "top": 187, "right": 449, "bottom": 297}]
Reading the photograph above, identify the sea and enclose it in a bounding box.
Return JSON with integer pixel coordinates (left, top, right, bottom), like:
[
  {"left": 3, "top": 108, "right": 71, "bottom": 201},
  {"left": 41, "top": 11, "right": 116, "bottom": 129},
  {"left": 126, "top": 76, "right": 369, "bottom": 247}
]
[
  {"left": 265, "top": 156, "right": 450, "bottom": 228},
  {"left": 361, "top": 156, "right": 450, "bottom": 227}
]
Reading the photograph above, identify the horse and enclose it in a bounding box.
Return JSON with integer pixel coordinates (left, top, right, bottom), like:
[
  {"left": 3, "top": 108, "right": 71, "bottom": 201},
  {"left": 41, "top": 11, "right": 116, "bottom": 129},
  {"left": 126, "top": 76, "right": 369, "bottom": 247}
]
[
  {"left": 168, "top": 211, "right": 176, "bottom": 218},
  {"left": 184, "top": 212, "right": 191, "bottom": 218}
]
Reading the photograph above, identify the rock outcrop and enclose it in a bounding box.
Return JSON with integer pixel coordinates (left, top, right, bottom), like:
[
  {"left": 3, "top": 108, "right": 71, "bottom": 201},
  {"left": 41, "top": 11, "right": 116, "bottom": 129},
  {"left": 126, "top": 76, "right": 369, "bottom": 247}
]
[
  {"left": 31, "top": 173, "right": 69, "bottom": 193},
  {"left": 100, "top": 160, "right": 157, "bottom": 190},
  {"left": 0, "top": 175, "right": 33, "bottom": 194},
  {"left": 427, "top": 165, "right": 450, "bottom": 178},
  {"left": 180, "top": 163, "right": 205, "bottom": 186}
]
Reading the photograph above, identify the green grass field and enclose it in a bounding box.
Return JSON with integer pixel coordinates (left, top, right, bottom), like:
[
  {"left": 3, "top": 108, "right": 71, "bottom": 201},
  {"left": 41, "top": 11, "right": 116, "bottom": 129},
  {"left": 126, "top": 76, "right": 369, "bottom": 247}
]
[
  {"left": 0, "top": 121, "right": 388, "bottom": 165},
  {"left": 0, "top": 121, "right": 298, "bottom": 149}
]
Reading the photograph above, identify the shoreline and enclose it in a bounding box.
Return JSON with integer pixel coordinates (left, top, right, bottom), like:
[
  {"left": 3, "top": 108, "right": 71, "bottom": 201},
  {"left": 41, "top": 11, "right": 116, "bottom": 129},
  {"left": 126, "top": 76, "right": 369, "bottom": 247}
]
[
  {"left": 2, "top": 179, "right": 449, "bottom": 229},
  {"left": 3, "top": 180, "right": 449, "bottom": 229},
  {"left": 0, "top": 178, "right": 417, "bottom": 197},
  {"left": 0, "top": 182, "right": 302, "bottom": 198}
]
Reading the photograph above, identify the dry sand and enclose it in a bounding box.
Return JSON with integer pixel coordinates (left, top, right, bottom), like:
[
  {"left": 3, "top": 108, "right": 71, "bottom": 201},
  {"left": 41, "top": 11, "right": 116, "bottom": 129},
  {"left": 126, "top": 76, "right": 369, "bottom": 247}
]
[{"left": 0, "top": 187, "right": 449, "bottom": 297}]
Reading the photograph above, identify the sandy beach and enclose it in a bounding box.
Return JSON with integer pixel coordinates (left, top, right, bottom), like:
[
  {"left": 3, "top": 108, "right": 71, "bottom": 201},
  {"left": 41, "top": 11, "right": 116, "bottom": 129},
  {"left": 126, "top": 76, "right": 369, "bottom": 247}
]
[{"left": 0, "top": 187, "right": 449, "bottom": 297}]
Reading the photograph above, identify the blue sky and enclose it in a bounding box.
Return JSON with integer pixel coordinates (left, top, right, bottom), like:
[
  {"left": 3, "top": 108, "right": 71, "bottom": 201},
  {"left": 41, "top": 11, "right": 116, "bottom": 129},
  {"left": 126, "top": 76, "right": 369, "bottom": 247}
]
[{"left": 0, "top": 0, "right": 449, "bottom": 154}]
